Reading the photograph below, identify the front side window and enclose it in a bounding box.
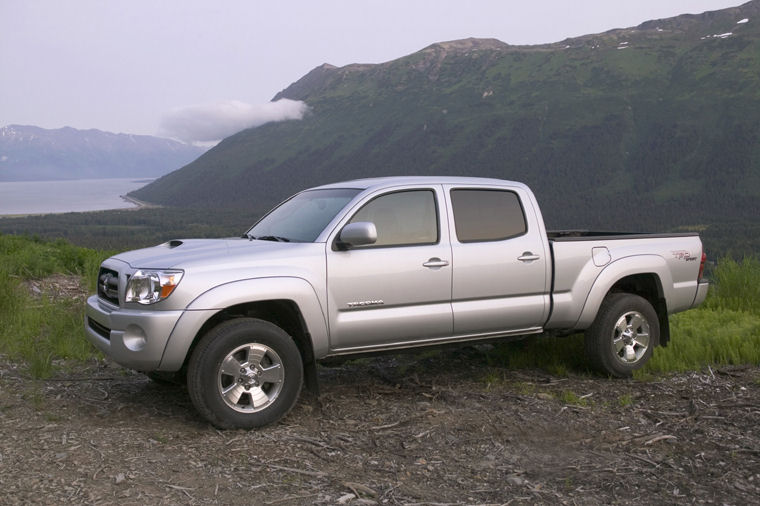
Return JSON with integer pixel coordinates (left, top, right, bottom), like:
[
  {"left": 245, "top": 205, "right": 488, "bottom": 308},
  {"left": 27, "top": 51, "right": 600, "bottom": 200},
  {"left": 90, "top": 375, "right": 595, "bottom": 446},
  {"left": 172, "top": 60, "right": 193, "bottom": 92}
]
[
  {"left": 450, "top": 189, "right": 527, "bottom": 242},
  {"left": 349, "top": 190, "right": 438, "bottom": 247},
  {"left": 247, "top": 188, "right": 361, "bottom": 242}
]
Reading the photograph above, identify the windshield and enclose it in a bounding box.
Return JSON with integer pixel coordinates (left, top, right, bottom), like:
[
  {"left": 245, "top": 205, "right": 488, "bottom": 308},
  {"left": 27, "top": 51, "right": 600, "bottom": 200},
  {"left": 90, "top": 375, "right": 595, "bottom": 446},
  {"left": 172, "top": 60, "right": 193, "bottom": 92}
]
[{"left": 246, "top": 188, "right": 362, "bottom": 242}]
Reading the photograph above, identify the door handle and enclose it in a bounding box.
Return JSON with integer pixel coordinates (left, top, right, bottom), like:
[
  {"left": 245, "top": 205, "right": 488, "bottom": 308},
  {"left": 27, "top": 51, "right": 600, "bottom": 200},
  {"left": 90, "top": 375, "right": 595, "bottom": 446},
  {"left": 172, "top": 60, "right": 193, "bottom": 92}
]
[
  {"left": 518, "top": 252, "right": 541, "bottom": 262},
  {"left": 423, "top": 258, "right": 449, "bottom": 268}
]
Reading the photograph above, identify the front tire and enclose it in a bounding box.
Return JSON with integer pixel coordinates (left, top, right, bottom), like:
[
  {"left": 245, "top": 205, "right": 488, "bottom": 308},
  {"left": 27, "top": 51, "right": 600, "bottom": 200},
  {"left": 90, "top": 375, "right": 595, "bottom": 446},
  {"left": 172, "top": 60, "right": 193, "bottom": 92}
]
[
  {"left": 187, "top": 318, "right": 303, "bottom": 429},
  {"left": 585, "top": 293, "right": 659, "bottom": 378}
]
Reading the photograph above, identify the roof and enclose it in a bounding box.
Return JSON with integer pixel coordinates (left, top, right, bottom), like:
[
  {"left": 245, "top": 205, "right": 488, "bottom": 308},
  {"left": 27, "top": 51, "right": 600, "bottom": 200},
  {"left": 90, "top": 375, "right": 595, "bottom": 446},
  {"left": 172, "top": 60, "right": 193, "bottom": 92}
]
[{"left": 311, "top": 175, "right": 527, "bottom": 192}]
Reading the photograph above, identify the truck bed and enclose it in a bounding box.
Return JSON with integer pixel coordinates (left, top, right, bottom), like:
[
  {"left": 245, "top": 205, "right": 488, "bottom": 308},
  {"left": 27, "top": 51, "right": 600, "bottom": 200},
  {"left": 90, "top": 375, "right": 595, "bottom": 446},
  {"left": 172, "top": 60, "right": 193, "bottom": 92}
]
[
  {"left": 548, "top": 230, "right": 701, "bottom": 241},
  {"left": 545, "top": 231, "right": 705, "bottom": 331}
]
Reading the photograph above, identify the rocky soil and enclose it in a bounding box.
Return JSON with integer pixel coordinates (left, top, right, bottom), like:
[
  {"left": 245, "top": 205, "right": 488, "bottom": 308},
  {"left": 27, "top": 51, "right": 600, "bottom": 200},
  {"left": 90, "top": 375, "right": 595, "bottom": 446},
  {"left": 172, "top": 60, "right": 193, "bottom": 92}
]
[{"left": 1, "top": 349, "right": 758, "bottom": 505}]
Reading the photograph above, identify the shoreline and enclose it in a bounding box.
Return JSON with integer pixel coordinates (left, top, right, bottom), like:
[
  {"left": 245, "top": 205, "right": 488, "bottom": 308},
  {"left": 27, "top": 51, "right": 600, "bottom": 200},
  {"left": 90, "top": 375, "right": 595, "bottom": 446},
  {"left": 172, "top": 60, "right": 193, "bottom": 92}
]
[
  {"left": 119, "top": 194, "right": 159, "bottom": 211},
  {"left": 0, "top": 194, "right": 159, "bottom": 219},
  {"left": 0, "top": 178, "right": 160, "bottom": 218}
]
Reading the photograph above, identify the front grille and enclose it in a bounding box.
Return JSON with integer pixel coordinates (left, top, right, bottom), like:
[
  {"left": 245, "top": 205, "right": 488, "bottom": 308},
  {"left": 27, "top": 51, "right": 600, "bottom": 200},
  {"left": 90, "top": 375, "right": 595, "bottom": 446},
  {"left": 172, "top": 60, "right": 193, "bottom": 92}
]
[
  {"left": 97, "top": 267, "right": 119, "bottom": 306},
  {"left": 87, "top": 317, "right": 111, "bottom": 340}
]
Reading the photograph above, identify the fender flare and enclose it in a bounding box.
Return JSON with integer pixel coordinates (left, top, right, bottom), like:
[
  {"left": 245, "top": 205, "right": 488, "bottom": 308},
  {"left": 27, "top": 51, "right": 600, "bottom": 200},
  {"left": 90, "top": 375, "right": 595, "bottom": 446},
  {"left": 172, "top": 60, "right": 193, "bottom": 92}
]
[
  {"left": 158, "top": 276, "right": 329, "bottom": 370},
  {"left": 574, "top": 255, "right": 672, "bottom": 329}
]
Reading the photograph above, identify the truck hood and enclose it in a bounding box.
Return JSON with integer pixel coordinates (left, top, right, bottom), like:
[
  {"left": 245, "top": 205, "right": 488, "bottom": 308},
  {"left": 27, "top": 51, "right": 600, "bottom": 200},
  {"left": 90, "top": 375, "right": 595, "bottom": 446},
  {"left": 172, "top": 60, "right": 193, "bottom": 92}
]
[{"left": 113, "top": 238, "right": 304, "bottom": 269}]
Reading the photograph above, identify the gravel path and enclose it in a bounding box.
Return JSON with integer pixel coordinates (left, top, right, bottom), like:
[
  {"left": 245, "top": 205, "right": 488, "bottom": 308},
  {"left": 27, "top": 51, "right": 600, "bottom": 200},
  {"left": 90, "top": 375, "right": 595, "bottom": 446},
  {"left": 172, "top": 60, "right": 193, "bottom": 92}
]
[{"left": 1, "top": 351, "right": 758, "bottom": 505}]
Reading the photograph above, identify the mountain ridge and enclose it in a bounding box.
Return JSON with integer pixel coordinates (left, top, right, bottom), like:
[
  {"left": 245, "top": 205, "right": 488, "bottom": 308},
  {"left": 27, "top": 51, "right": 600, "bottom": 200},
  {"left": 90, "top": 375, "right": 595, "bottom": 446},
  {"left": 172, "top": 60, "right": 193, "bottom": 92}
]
[
  {"left": 0, "top": 124, "right": 205, "bottom": 181},
  {"left": 131, "top": 1, "right": 760, "bottom": 233}
]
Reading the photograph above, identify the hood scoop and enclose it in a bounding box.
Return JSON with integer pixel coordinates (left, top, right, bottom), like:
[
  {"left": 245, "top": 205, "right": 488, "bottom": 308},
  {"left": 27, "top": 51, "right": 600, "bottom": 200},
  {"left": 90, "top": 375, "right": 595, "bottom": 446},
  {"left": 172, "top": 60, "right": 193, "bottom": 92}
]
[{"left": 163, "top": 240, "right": 184, "bottom": 249}]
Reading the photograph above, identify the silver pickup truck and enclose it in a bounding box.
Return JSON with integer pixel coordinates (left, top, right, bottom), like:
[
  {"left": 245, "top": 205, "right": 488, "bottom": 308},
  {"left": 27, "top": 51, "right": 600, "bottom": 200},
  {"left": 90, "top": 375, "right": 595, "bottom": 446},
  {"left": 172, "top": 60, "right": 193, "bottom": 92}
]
[{"left": 85, "top": 176, "right": 709, "bottom": 428}]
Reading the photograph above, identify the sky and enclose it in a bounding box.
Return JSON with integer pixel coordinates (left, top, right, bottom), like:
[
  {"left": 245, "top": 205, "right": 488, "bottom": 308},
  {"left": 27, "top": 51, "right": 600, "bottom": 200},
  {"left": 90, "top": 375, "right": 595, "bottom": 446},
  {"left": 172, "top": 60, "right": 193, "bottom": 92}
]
[{"left": 0, "top": 0, "right": 746, "bottom": 144}]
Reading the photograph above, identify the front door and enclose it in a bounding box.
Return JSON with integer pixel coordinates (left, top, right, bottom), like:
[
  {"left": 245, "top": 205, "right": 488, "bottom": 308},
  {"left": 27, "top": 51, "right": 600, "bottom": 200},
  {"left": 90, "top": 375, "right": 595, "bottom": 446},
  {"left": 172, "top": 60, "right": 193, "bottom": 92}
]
[{"left": 326, "top": 187, "right": 453, "bottom": 351}]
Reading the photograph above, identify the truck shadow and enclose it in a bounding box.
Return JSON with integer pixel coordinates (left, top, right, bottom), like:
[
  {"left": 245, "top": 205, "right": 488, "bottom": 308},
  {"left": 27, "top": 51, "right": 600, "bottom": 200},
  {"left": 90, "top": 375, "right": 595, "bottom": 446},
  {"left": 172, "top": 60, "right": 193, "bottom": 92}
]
[{"left": 73, "top": 338, "right": 587, "bottom": 428}]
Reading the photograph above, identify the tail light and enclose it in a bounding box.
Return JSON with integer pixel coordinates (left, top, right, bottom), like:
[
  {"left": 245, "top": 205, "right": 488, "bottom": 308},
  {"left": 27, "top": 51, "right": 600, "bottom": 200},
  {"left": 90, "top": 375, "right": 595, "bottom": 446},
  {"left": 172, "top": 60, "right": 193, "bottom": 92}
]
[{"left": 698, "top": 252, "right": 707, "bottom": 282}]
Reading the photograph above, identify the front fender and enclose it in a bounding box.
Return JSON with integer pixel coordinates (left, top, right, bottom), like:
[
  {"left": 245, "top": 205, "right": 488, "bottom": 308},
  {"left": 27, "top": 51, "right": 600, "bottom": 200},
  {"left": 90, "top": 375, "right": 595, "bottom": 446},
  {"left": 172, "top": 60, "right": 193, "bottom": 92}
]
[
  {"left": 574, "top": 255, "right": 672, "bottom": 329},
  {"left": 158, "top": 276, "right": 329, "bottom": 371}
]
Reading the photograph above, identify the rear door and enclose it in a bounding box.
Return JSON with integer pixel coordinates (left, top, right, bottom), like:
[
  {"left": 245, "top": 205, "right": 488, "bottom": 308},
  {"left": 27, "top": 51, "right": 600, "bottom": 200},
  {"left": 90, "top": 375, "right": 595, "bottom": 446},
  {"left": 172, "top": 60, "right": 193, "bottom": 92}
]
[
  {"left": 444, "top": 184, "right": 550, "bottom": 335},
  {"left": 326, "top": 186, "right": 453, "bottom": 351}
]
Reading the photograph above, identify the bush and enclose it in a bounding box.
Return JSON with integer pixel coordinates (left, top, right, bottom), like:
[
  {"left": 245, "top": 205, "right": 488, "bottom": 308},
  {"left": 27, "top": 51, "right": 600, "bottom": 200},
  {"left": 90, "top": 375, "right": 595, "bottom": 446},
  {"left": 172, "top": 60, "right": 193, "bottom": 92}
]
[{"left": 704, "top": 256, "right": 760, "bottom": 313}]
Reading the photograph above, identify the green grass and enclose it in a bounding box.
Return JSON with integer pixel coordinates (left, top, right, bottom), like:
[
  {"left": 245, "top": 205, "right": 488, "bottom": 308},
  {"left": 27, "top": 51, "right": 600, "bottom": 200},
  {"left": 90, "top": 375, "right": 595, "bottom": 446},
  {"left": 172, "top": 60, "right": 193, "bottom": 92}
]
[
  {"left": 639, "top": 256, "right": 760, "bottom": 374},
  {"left": 558, "top": 390, "right": 590, "bottom": 406},
  {"left": 618, "top": 394, "right": 634, "bottom": 407},
  {"left": 643, "top": 308, "right": 760, "bottom": 374},
  {"left": 0, "top": 234, "right": 110, "bottom": 377},
  {"left": 0, "top": 234, "right": 107, "bottom": 286}
]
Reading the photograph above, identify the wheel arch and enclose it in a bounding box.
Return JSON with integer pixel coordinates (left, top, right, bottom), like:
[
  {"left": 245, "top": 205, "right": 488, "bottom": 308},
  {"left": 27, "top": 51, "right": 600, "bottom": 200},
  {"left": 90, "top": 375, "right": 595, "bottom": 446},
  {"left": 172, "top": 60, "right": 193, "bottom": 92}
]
[
  {"left": 576, "top": 255, "right": 672, "bottom": 346},
  {"left": 158, "top": 277, "right": 328, "bottom": 372},
  {"left": 182, "top": 299, "right": 315, "bottom": 374},
  {"left": 607, "top": 273, "right": 670, "bottom": 347}
]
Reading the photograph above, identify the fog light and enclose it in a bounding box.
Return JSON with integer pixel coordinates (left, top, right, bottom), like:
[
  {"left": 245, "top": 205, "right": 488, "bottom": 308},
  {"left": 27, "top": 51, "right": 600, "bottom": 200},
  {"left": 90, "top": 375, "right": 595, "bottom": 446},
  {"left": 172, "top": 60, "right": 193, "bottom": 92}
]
[{"left": 123, "top": 324, "right": 147, "bottom": 351}]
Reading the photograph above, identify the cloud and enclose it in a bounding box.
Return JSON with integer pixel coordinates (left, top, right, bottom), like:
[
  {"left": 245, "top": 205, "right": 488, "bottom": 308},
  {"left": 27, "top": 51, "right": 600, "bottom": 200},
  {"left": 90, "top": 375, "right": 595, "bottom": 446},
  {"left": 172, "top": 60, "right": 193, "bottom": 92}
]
[{"left": 159, "top": 99, "right": 309, "bottom": 144}]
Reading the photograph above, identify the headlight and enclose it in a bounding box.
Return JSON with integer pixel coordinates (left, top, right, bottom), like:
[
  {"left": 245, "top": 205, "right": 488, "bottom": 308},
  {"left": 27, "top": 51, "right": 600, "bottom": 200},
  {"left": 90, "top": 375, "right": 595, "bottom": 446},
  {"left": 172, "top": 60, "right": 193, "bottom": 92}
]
[{"left": 125, "top": 270, "right": 184, "bottom": 305}]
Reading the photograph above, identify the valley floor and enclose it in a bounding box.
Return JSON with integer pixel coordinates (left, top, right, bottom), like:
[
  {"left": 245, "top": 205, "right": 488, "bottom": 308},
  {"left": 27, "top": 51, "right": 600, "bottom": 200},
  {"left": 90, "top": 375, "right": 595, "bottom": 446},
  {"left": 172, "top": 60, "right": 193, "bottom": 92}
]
[{"left": 1, "top": 351, "right": 758, "bottom": 505}]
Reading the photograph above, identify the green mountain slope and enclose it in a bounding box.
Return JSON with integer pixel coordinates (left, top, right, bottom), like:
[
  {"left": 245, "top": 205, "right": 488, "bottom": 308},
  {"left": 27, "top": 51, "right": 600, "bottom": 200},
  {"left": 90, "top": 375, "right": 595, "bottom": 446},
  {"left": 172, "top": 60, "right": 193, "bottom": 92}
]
[{"left": 131, "top": 1, "right": 760, "bottom": 233}]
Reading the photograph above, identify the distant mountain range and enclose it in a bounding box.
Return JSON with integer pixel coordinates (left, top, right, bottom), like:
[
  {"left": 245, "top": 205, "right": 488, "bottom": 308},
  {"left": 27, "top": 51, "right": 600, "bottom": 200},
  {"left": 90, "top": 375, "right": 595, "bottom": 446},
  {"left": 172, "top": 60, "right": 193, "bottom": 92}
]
[
  {"left": 0, "top": 125, "right": 205, "bottom": 181},
  {"left": 131, "top": 1, "right": 760, "bottom": 234}
]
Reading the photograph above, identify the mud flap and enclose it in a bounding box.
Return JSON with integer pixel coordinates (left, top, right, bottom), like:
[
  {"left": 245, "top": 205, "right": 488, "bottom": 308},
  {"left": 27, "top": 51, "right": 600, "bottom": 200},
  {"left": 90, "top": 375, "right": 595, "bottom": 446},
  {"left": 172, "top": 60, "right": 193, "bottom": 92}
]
[
  {"left": 303, "top": 357, "right": 322, "bottom": 411},
  {"left": 656, "top": 297, "right": 670, "bottom": 347}
]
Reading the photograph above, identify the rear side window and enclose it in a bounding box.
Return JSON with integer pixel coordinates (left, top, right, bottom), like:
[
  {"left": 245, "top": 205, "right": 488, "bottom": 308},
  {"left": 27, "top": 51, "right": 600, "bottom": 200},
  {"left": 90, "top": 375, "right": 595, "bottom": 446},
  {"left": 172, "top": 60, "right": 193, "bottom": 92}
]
[{"left": 450, "top": 189, "right": 527, "bottom": 242}]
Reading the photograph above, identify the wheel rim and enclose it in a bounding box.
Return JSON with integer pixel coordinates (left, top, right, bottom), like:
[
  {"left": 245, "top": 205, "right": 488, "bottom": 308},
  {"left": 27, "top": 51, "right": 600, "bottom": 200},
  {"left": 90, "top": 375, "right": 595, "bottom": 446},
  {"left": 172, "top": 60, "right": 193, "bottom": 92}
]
[
  {"left": 611, "top": 311, "right": 650, "bottom": 365},
  {"left": 217, "top": 343, "right": 285, "bottom": 413}
]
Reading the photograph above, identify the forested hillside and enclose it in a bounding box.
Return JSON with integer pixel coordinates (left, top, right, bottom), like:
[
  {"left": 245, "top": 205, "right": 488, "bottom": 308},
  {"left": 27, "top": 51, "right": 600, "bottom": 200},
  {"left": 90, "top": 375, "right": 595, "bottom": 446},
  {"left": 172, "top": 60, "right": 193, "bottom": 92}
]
[{"left": 131, "top": 1, "right": 760, "bottom": 238}]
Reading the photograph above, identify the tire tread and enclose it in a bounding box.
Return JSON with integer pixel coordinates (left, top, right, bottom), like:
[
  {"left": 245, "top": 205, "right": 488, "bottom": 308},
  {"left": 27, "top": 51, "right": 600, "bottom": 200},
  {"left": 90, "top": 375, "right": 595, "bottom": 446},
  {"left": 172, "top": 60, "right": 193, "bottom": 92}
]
[
  {"left": 585, "top": 293, "right": 658, "bottom": 378},
  {"left": 187, "top": 318, "right": 303, "bottom": 429}
]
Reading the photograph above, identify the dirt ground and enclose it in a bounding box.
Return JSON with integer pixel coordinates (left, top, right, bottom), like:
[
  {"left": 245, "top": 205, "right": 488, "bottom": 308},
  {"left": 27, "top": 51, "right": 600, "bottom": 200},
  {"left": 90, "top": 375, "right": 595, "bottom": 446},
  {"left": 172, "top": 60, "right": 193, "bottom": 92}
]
[{"left": 1, "top": 348, "right": 758, "bottom": 506}]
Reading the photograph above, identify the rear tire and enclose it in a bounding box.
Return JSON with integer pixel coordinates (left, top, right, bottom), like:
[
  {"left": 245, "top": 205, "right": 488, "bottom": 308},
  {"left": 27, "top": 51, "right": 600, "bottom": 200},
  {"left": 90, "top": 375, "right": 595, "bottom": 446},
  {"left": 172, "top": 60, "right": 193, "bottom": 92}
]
[
  {"left": 187, "top": 318, "right": 303, "bottom": 429},
  {"left": 585, "top": 293, "right": 659, "bottom": 378}
]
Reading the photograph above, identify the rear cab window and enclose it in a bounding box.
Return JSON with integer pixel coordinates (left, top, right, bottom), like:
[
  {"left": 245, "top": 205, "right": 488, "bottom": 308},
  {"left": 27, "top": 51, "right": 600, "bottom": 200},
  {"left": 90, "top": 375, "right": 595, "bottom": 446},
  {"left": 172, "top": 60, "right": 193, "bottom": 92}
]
[{"left": 450, "top": 189, "right": 527, "bottom": 242}]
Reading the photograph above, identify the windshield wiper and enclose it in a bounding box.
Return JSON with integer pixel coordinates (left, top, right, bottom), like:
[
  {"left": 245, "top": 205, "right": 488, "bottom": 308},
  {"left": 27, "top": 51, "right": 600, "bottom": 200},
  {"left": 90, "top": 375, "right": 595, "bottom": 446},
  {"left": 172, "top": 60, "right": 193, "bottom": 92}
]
[{"left": 248, "top": 235, "right": 291, "bottom": 242}]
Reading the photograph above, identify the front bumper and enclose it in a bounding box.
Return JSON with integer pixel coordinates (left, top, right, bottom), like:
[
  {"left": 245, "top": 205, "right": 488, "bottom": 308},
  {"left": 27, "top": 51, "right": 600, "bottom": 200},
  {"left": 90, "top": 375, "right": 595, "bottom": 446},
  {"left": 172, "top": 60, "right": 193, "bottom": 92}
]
[{"left": 84, "top": 295, "right": 184, "bottom": 371}]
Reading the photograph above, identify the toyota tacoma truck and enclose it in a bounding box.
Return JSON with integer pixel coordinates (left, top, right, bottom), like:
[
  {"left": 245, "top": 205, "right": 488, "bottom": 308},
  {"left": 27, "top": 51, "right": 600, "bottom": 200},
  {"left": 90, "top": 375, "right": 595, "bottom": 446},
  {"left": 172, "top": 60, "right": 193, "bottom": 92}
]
[{"left": 85, "top": 177, "right": 709, "bottom": 428}]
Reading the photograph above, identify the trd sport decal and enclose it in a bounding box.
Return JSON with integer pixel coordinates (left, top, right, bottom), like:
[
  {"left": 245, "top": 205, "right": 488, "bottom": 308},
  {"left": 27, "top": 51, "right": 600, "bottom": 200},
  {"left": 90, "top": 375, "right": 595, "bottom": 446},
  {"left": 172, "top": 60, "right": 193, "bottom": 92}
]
[
  {"left": 347, "top": 299, "right": 385, "bottom": 308},
  {"left": 671, "top": 250, "right": 697, "bottom": 261}
]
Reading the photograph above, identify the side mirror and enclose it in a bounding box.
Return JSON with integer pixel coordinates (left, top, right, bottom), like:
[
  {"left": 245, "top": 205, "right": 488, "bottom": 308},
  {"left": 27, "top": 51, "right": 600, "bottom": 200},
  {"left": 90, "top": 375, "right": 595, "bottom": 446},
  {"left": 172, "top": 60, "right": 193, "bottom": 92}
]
[{"left": 337, "top": 222, "right": 377, "bottom": 249}]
